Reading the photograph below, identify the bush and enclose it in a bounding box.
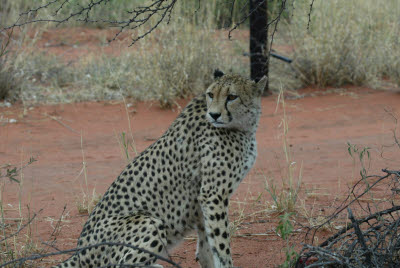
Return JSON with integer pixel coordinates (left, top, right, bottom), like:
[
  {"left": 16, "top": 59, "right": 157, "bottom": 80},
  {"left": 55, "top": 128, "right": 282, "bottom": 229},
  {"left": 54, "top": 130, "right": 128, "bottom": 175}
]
[
  {"left": 72, "top": 15, "right": 247, "bottom": 107},
  {"left": 1, "top": 7, "right": 247, "bottom": 106},
  {"left": 284, "top": 0, "right": 400, "bottom": 88},
  {"left": 0, "top": 64, "right": 18, "bottom": 101},
  {"left": 0, "top": 31, "right": 21, "bottom": 101}
]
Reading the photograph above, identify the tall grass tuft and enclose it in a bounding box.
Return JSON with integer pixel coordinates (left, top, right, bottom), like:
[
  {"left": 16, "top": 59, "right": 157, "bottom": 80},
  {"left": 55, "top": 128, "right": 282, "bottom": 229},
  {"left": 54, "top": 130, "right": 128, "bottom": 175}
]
[
  {"left": 131, "top": 22, "right": 227, "bottom": 107},
  {"left": 0, "top": 158, "right": 43, "bottom": 267},
  {"left": 284, "top": 0, "right": 400, "bottom": 88},
  {"left": 0, "top": 30, "right": 21, "bottom": 101},
  {"left": 265, "top": 89, "right": 302, "bottom": 213}
]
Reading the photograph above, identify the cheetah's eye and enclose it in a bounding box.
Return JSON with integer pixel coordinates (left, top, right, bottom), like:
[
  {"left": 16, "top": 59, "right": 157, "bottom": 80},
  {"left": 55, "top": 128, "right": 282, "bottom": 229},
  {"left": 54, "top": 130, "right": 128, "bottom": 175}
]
[
  {"left": 207, "top": 92, "right": 214, "bottom": 99},
  {"left": 227, "top": 94, "right": 238, "bottom": 101}
]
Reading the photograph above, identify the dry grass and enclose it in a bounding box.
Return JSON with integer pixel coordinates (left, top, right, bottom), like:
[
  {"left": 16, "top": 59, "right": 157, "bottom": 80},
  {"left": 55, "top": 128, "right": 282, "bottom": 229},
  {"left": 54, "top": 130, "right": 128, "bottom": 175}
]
[
  {"left": 0, "top": 159, "right": 44, "bottom": 267},
  {"left": 2, "top": 0, "right": 400, "bottom": 105},
  {"left": 0, "top": 30, "right": 21, "bottom": 101},
  {"left": 282, "top": 0, "right": 400, "bottom": 88},
  {"left": 0, "top": 0, "right": 250, "bottom": 29},
  {"left": 390, "top": 57, "right": 400, "bottom": 86},
  {"left": 74, "top": 134, "right": 101, "bottom": 215},
  {"left": 264, "top": 89, "right": 302, "bottom": 214},
  {"left": 1, "top": 2, "right": 248, "bottom": 106},
  {"left": 0, "top": 0, "right": 250, "bottom": 106},
  {"left": 0, "top": 60, "right": 19, "bottom": 101},
  {"left": 0, "top": 0, "right": 146, "bottom": 28}
]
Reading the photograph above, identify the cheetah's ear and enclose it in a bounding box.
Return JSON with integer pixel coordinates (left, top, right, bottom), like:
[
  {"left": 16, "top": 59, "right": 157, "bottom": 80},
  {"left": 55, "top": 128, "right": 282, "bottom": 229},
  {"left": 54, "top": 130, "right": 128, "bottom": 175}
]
[
  {"left": 255, "top": 76, "right": 268, "bottom": 96},
  {"left": 213, "top": 69, "right": 225, "bottom": 79}
]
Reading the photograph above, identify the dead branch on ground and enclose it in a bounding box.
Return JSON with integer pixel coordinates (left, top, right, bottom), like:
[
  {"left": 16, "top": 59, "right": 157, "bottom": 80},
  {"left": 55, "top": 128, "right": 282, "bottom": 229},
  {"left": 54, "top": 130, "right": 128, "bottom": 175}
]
[{"left": 296, "top": 169, "right": 400, "bottom": 268}]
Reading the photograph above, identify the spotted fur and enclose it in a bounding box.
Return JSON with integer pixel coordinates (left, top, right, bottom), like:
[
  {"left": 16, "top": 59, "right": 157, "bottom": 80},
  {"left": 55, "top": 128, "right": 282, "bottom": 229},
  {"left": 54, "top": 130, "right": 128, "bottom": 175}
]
[{"left": 56, "top": 73, "right": 267, "bottom": 268}]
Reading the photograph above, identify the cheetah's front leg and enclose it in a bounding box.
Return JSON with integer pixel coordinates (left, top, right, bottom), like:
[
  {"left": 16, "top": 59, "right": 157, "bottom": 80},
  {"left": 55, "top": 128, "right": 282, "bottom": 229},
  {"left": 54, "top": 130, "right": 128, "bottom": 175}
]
[
  {"left": 198, "top": 193, "right": 232, "bottom": 268},
  {"left": 196, "top": 224, "right": 215, "bottom": 268}
]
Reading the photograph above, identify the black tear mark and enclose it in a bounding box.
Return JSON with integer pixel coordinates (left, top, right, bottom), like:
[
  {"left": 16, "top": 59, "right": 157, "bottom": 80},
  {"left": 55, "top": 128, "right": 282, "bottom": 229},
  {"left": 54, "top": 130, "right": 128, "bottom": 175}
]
[{"left": 225, "top": 99, "right": 233, "bottom": 122}]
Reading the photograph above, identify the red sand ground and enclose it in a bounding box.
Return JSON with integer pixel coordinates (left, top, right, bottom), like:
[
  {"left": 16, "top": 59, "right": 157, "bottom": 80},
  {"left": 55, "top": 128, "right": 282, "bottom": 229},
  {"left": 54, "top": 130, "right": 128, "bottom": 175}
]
[{"left": 1, "top": 28, "right": 400, "bottom": 267}]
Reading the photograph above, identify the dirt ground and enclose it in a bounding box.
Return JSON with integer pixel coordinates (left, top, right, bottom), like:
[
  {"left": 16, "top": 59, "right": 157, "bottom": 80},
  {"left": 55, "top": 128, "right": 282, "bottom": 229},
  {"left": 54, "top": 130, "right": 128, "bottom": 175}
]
[{"left": 1, "top": 29, "right": 400, "bottom": 267}]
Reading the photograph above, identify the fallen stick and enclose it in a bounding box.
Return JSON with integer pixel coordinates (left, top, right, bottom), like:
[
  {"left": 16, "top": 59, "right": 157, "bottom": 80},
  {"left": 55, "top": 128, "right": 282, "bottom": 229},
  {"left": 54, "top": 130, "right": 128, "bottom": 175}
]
[{"left": 43, "top": 113, "right": 80, "bottom": 134}]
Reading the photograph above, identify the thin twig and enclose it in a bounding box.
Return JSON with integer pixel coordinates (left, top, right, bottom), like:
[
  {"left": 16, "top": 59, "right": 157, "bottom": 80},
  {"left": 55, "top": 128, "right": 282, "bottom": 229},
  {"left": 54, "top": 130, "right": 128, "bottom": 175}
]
[
  {"left": 319, "top": 205, "right": 400, "bottom": 248},
  {"left": 307, "top": 0, "right": 315, "bottom": 30},
  {"left": 311, "top": 169, "right": 394, "bottom": 238},
  {"left": 44, "top": 113, "right": 80, "bottom": 134},
  {"left": 0, "top": 209, "right": 43, "bottom": 243},
  {"left": 298, "top": 169, "right": 400, "bottom": 268},
  {"left": 228, "top": 0, "right": 266, "bottom": 39}
]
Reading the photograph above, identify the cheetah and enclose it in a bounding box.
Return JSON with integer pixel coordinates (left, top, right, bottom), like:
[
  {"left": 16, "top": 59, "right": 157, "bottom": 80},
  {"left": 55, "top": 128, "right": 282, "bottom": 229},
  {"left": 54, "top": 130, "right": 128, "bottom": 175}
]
[{"left": 57, "top": 72, "right": 267, "bottom": 268}]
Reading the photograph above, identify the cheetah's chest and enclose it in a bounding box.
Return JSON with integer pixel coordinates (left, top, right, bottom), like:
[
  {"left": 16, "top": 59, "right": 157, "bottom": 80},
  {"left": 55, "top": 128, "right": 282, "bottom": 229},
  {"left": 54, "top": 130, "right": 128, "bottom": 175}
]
[{"left": 241, "top": 139, "right": 257, "bottom": 179}]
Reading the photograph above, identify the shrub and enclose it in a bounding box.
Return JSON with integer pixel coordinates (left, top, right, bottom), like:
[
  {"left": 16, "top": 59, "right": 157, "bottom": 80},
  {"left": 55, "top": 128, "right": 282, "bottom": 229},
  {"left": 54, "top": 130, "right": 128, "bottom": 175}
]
[
  {"left": 0, "top": 31, "right": 21, "bottom": 101},
  {"left": 283, "top": 0, "right": 400, "bottom": 88},
  {"left": 2, "top": 9, "right": 247, "bottom": 106}
]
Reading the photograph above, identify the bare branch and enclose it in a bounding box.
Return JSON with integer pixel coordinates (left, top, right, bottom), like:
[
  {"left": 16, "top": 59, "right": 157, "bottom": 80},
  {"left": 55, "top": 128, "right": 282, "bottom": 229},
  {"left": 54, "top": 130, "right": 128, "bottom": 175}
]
[
  {"left": 307, "top": 0, "right": 315, "bottom": 30},
  {"left": 228, "top": 0, "right": 265, "bottom": 39},
  {"left": 347, "top": 208, "right": 372, "bottom": 266},
  {"left": 297, "top": 168, "right": 400, "bottom": 267},
  {"left": 2, "top": 0, "right": 178, "bottom": 46},
  {"left": 310, "top": 169, "right": 394, "bottom": 236},
  {"left": 267, "top": 0, "right": 287, "bottom": 67}
]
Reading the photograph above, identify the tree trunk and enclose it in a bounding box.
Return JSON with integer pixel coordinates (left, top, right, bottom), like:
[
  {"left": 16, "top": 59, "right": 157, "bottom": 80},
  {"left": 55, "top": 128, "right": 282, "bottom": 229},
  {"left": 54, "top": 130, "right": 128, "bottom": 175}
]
[{"left": 249, "top": 0, "right": 268, "bottom": 94}]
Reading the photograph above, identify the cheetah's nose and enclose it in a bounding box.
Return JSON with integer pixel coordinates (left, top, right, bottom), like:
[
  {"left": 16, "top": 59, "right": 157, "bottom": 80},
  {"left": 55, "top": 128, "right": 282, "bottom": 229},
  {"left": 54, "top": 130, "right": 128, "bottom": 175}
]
[{"left": 209, "top": 112, "right": 221, "bottom": 120}]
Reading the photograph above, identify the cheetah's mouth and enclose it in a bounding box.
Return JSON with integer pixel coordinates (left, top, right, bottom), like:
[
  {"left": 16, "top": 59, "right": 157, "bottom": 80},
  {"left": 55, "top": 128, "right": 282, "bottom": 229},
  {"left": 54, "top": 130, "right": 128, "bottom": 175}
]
[{"left": 211, "top": 121, "right": 227, "bottom": 127}]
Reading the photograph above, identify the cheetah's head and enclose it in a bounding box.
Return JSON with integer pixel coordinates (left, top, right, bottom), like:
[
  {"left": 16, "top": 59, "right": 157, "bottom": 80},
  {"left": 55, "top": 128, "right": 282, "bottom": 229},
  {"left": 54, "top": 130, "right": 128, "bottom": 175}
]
[{"left": 205, "top": 72, "right": 267, "bottom": 131}]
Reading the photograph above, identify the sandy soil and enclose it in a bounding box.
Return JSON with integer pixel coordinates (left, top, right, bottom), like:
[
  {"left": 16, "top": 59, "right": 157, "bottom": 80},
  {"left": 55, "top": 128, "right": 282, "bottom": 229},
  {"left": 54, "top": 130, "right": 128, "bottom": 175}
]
[{"left": 1, "top": 28, "right": 400, "bottom": 267}]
